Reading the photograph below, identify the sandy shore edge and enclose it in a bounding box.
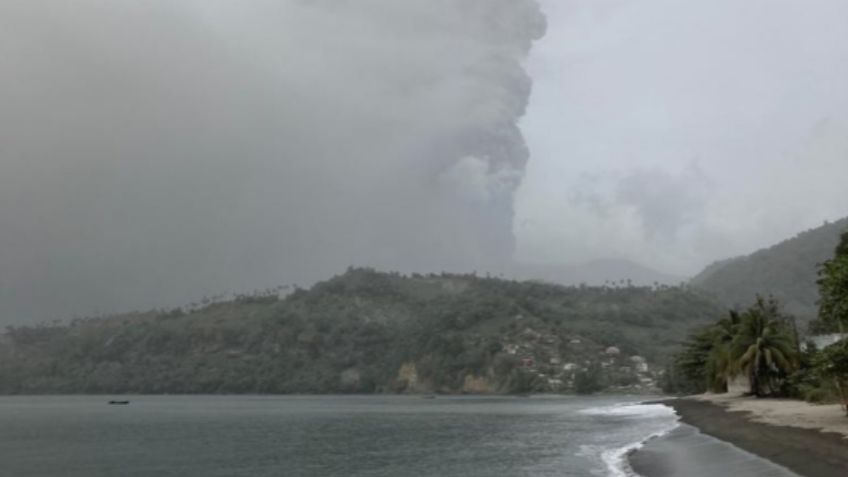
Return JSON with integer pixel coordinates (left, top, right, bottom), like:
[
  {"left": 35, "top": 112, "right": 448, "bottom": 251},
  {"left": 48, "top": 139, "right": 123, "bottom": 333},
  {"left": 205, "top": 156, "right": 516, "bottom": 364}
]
[{"left": 629, "top": 396, "right": 848, "bottom": 477}]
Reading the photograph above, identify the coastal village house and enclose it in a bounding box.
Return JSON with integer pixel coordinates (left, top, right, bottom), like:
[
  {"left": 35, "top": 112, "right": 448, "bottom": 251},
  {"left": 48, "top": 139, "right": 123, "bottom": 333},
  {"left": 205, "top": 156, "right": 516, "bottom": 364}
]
[
  {"left": 727, "top": 375, "right": 751, "bottom": 395},
  {"left": 807, "top": 333, "right": 847, "bottom": 350}
]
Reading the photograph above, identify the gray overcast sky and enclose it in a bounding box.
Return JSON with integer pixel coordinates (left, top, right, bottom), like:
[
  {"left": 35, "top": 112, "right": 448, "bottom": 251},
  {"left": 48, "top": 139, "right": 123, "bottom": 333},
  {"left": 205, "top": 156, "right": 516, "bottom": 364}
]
[
  {"left": 516, "top": 0, "right": 848, "bottom": 275},
  {"left": 1, "top": 0, "right": 847, "bottom": 322}
]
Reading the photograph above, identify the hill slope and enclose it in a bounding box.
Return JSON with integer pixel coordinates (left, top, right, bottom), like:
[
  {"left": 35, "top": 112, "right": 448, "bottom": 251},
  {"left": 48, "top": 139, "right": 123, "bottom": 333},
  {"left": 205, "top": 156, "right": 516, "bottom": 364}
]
[
  {"left": 515, "top": 258, "right": 685, "bottom": 288},
  {"left": 0, "top": 269, "right": 722, "bottom": 395},
  {"left": 691, "top": 217, "right": 848, "bottom": 323}
]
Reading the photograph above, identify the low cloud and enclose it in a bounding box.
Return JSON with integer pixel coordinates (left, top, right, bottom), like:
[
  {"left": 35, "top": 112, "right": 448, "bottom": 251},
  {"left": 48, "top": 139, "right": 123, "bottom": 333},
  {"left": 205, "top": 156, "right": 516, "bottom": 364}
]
[{"left": 516, "top": 0, "right": 848, "bottom": 275}]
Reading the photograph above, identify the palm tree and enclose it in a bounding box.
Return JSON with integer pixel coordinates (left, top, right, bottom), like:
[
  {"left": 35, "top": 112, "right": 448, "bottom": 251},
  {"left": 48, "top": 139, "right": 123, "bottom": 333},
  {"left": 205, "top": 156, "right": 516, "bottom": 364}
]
[
  {"left": 705, "top": 311, "right": 740, "bottom": 392},
  {"left": 732, "top": 297, "right": 799, "bottom": 397},
  {"left": 676, "top": 311, "right": 740, "bottom": 393}
]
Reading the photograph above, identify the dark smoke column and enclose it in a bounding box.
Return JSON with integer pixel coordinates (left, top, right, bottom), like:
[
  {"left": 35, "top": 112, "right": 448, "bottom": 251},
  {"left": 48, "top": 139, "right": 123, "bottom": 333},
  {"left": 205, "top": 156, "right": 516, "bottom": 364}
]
[
  {"left": 0, "top": 0, "right": 546, "bottom": 322},
  {"left": 365, "top": 0, "right": 549, "bottom": 274}
]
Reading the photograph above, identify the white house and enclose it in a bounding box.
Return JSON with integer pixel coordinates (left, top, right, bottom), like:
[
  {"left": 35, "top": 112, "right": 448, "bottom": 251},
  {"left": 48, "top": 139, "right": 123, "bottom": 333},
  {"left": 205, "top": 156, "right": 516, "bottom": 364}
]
[{"left": 807, "top": 333, "right": 846, "bottom": 350}]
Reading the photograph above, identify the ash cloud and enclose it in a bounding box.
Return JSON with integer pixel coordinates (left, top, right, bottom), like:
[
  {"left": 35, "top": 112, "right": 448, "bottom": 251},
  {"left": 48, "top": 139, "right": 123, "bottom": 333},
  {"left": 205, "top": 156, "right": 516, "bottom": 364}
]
[
  {"left": 516, "top": 0, "right": 848, "bottom": 275},
  {"left": 0, "top": 0, "right": 545, "bottom": 322},
  {"left": 614, "top": 164, "right": 713, "bottom": 241}
]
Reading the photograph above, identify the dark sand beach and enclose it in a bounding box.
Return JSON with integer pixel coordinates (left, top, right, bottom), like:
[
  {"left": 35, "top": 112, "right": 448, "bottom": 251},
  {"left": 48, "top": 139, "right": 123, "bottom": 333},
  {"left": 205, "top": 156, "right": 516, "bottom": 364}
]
[{"left": 630, "top": 398, "right": 848, "bottom": 477}]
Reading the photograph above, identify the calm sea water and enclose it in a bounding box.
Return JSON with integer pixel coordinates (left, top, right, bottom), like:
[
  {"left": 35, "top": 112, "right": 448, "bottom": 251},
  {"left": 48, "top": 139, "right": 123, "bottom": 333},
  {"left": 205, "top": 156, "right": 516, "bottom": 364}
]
[{"left": 0, "top": 395, "right": 797, "bottom": 477}]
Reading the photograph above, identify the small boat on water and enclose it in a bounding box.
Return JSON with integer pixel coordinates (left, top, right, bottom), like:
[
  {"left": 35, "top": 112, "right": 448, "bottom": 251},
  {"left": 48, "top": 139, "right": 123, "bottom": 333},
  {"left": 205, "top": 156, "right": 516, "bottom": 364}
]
[{"left": 108, "top": 400, "right": 130, "bottom": 405}]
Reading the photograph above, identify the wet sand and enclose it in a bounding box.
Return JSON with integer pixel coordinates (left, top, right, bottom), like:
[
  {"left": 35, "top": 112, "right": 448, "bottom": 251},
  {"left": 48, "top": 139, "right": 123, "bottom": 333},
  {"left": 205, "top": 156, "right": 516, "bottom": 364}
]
[
  {"left": 629, "top": 423, "right": 801, "bottom": 477},
  {"left": 630, "top": 398, "right": 848, "bottom": 477}
]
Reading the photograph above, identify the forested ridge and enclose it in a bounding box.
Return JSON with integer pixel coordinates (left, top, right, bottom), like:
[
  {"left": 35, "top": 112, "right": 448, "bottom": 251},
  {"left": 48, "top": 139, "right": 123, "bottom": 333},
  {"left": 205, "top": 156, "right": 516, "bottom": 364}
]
[
  {"left": 669, "top": 231, "right": 848, "bottom": 414},
  {"left": 691, "top": 217, "right": 848, "bottom": 323},
  {"left": 0, "top": 269, "right": 722, "bottom": 395}
]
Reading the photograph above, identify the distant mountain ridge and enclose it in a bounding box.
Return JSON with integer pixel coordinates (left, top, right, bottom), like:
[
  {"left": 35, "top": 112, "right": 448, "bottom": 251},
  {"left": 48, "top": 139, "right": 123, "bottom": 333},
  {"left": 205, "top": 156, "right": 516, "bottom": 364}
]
[
  {"left": 515, "top": 258, "right": 685, "bottom": 288},
  {"left": 690, "top": 217, "right": 848, "bottom": 325}
]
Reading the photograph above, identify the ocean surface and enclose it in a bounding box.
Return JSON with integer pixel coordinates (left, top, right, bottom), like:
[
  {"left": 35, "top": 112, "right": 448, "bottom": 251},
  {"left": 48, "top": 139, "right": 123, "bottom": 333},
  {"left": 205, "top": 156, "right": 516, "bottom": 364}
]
[{"left": 0, "top": 395, "right": 799, "bottom": 477}]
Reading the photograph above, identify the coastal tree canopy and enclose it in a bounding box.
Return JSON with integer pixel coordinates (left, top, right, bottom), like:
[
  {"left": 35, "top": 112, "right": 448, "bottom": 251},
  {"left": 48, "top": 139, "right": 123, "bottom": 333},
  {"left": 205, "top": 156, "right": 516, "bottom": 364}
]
[
  {"left": 815, "top": 344, "right": 848, "bottom": 416},
  {"left": 731, "top": 297, "right": 799, "bottom": 397},
  {"left": 670, "top": 297, "right": 799, "bottom": 397},
  {"left": 817, "top": 232, "right": 848, "bottom": 330}
]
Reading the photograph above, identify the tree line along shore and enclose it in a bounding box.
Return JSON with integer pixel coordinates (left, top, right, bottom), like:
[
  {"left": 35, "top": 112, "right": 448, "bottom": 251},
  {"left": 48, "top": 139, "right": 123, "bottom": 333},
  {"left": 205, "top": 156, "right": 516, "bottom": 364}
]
[{"left": 665, "top": 231, "right": 848, "bottom": 416}]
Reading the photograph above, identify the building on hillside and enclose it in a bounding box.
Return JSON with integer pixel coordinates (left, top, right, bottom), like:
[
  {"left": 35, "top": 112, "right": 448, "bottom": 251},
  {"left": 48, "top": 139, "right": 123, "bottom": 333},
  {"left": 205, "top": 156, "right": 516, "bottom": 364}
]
[
  {"left": 629, "top": 355, "right": 649, "bottom": 373},
  {"left": 806, "top": 333, "right": 847, "bottom": 350}
]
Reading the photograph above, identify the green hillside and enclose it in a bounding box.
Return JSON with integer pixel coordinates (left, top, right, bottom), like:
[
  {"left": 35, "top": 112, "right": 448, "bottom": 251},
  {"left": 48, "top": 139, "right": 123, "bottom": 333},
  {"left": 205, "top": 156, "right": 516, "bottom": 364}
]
[
  {"left": 0, "top": 269, "right": 722, "bottom": 395},
  {"left": 691, "top": 217, "right": 848, "bottom": 325}
]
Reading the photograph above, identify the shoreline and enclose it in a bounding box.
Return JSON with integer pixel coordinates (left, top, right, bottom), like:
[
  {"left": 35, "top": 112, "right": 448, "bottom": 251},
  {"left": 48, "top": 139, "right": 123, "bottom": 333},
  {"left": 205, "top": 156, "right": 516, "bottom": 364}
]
[{"left": 630, "top": 397, "right": 848, "bottom": 477}]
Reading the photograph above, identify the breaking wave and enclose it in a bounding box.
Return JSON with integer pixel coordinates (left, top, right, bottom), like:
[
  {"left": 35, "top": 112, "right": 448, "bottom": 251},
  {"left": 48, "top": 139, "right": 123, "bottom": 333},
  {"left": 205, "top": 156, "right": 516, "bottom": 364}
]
[{"left": 577, "top": 402, "right": 680, "bottom": 477}]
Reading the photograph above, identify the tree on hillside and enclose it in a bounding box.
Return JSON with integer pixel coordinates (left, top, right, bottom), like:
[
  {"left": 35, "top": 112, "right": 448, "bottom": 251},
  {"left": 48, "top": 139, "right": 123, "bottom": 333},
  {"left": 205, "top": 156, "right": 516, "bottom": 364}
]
[
  {"left": 692, "top": 218, "right": 848, "bottom": 325},
  {"left": 815, "top": 343, "right": 848, "bottom": 416},
  {"left": 817, "top": 232, "right": 848, "bottom": 330},
  {"left": 732, "top": 296, "right": 799, "bottom": 397},
  {"left": 574, "top": 363, "right": 605, "bottom": 394},
  {"left": 815, "top": 232, "right": 848, "bottom": 415}
]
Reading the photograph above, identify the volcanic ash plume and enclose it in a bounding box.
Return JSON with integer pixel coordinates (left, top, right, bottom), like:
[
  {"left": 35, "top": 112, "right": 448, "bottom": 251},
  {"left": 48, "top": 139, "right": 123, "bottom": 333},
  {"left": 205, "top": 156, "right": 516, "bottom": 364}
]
[{"left": 0, "top": 0, "right": 545, "bottom": 321}]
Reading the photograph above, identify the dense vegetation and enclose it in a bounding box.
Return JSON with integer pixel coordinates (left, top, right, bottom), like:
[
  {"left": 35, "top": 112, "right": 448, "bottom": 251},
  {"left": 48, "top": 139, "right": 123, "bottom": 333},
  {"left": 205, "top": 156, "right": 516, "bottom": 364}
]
[
  {"left": 815, "top": 232, "right": 848, "bottom": 414},
  {"left": 691, "top": 217, "right": 848, "bottom": 325},
  {"left": 671, "top": 232, "right": 848, "bottom": 416},
  {"left": 0, "top": 269, "right": 723, "bottom": 395},
  {"left": 667, "top": 297, "right": 799, "bottom": 396}
]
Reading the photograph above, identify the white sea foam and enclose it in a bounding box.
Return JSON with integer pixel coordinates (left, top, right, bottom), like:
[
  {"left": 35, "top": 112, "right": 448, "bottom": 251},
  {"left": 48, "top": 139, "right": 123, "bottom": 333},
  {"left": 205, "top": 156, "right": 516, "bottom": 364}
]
[
  {"left": 578, "top": 403, "right": 677, "bottom": 418},
  {"left": 600, "top": 426, "right": 678, "bottom": 477},
  {"left": 577, "top": 402, "right": 680, "bottom": 477}
]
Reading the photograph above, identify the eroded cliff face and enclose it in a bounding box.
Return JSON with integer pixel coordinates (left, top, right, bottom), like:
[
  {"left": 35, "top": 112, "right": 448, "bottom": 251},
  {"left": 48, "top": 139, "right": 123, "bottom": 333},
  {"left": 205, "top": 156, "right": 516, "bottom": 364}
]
[
  {"left": 395, "top": 363, "right": 431, "bottom": 394},
  {"left": 461, "top": 373, "right": 497, "bottom": 394},
  {"left": 395, "top": 363, "right": 497, "bottom": 394}
]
